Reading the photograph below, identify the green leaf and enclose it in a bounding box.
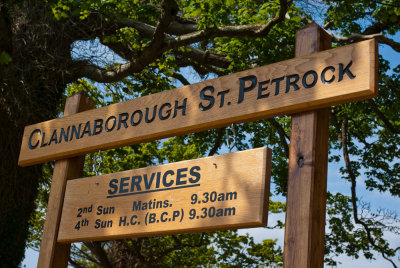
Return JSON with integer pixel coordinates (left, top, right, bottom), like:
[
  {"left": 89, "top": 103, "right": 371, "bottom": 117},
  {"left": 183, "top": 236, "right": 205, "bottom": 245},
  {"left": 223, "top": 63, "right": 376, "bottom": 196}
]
[{"left": 0, "top": 52, "right": 12, "bottom": 64}]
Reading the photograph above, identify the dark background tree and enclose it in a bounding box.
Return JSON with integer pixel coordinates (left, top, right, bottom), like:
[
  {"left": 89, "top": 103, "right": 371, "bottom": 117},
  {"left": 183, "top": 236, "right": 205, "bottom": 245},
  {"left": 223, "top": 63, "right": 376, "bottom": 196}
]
[{"left": 1, "top": 0, "right": 399, "bottom": 267}]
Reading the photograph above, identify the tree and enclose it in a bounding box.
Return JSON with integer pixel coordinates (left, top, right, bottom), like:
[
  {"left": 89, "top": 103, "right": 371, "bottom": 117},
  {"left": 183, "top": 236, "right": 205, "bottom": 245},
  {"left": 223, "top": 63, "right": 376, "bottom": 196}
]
[{"left": 0, "top": 0, "right": 399, "bottom": 266}]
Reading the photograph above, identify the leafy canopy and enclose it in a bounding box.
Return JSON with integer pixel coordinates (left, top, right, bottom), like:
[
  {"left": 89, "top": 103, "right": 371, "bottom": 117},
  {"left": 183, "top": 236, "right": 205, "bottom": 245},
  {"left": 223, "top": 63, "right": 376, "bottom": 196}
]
[{"left": 22, "top": 0, "right": 400, "bottom": 267}]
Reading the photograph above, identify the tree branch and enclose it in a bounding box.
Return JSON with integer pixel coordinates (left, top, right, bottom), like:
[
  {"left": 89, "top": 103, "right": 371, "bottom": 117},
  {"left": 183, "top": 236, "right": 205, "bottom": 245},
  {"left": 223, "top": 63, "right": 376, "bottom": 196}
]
[
  {"left": 150, "top": 0, "right": 178, "bottom": 44},
  {"left": 330, "top": 33, "right": 400, "bottom": 53},
  {"left": 108, "top": 17, "right": 230, "bottom": 67},
  {"left": 156, "top": 233, "right": 207, "bottom": 260},
  {"left": 368, "top": 99, "right": 400, "bottom": 134},
  {"left": 85, "top": 241, "right": 112, "bottom": 268},
  {"left": 115, "top": 18, "right": 230, "bottom": 68},
  {"left": 363, "top": 14, "right": 400, "bottom": 35},
  {"left": 167, "top": 20, "right": 198, "bottom": 35},
  {"left": 208, "top": 128, "right": 226, "bottom": 156},
  {"left": 175, "top": 46, "right": 230, "bottom": 68},
  {"left": 73, "top": 243, "right": 101, "bottom": 265},
  {"left": 268, "top": 118, "right": 289, "bottom": 158},
  {"left": 69, "top": 0, "right": 177, "bottom": 82},
  {"left": 99, "top": 38, "right": 134, "bottom": 61},
  {"left": 337, "top": 116, "right": 399, "bottom": 268},
  {"left": 68, "top": 257, "right": 86, "bottom": 268},
  {"left": 323, "top": 11, "right": 400, "bottom": 53},
  {"left": 168, "top": 0, "right": 289, "bottom": 48},
  {"left": 174, "top": 56, "right": 226, "bottom": 76},
  {"left": 117, "top": 16, "right": 197, "bottom": 38},
  {"left": 172, "top": 72, "right": 190, "bottom": 86},
  {"left": 70, "top": 0, "right": 288, "bottom": 82}
]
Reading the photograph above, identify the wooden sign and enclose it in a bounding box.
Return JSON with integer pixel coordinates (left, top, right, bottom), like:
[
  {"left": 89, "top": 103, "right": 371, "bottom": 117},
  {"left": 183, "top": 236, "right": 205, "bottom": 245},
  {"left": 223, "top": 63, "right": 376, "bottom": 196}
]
[
  {"left": 19, "top": 39, "right": 377, "bottom": 166},
  {"left": 58, "top": 147, "right": 271, "bottom": 242}
]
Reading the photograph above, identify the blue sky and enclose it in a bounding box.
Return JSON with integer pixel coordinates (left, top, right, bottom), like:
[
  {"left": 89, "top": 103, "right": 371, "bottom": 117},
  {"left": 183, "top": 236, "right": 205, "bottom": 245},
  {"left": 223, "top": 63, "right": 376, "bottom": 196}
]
[{"left": 22, "top": 32, "right": 400, "bottom": 267}]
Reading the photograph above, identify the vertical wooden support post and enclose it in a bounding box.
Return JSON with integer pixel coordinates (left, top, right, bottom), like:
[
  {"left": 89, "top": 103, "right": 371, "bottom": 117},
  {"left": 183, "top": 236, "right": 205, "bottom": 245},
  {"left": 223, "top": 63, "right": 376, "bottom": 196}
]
[
  {"left": 38, "top": 92, "right": 94, "bottom": 268},
  {"left": 283, "top": 23, "right": 332, "bottom": 268}
]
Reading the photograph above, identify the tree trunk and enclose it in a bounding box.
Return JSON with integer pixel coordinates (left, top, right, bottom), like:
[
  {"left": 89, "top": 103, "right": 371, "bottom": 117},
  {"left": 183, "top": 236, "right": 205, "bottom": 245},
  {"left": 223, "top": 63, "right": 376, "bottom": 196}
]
[{"left": 0, "top": 1, "right": 74, "bottom": 265}]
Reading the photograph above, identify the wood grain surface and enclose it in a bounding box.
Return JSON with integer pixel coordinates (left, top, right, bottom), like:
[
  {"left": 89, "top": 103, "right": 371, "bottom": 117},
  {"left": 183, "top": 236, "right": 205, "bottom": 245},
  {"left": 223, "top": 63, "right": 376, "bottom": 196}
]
[
  {"left": 283, "top": 23, "right": 332, "bottom": 268},
  {"left": 58, "top": 147, "right": 271, "bottom": 242},
  {"left": 38, "top": 92, "right": 94, "bottom": 267},
  {"left": 19, "top": 39, "right": 377, "bottom": 166}
]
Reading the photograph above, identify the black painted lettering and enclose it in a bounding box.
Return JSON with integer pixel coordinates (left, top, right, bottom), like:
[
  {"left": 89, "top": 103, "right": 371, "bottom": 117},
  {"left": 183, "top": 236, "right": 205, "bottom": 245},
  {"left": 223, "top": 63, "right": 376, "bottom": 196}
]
[
  {"left": 105, "top": 116, "right": 116, "bottom": 132},
  {"left": 97, "top": 205, "right": 114, "bottom": 215},
  {"left": 132, "top": 201, "right": 142, "bottom": 211},
  {"left": 108, "top": 179, "right": 118, "bottom": 195},
  {"left": 48, "top": 130, "right": 58, "bottom": 146},
  {"left": 28, "top": 129, "right": 40, "bottom": 149},
  {"left": 163, "top": 200, "right": 169, "bottom": 208},
  {"left": 119, "top": 177, "right": 129, "bottom": 193},
  {"left": 117, "top": 113, "right": 129, "bottom": 130},
  {"left": 224, "top": 207, "right": 236, "bottom": 216},
  {"left": 155, "top": 172, "right": 161, "bottom": 188},
  {"left": 145, "top": 106, "right": 157, "bottom": 123},
  {"left": 257, "top": 80, "right": 270, "bottom": 99},
  {"left": 70, "top": 124, "right": 82, "bottom": 141},
  {"left": 216, "top": 208, "right": 223, "bottom": 217},
  {"left": 95, "top": 219, "right": 112, "bottom": 228},
  {"left": 148, "top": 213, "right": 156, "bottom": 223},
  {"left": 173, "top": 98, "right": 187, "bottom": 118},
  {"left": 160, "top": 211, "right": 168, "bottom": 222},
  {"left": 285, "top": 74, "right": 300, "bottom": 93},
  {"left": 130, "top": 175, "right": 142, "bottom": 192},
  {"left": 271, "top": 76, "right": 284, "bottom": 95},
  {"left": 159, "top": 103, "right": 172, "bottom": 120},
  {"left": 199, "top": 86, "right": 215, "bottom": 111},
  {"left": 176, "top": 168, "right": 187, "bottom": 185},
  {"left": 130, "top": 215, "right": 137, "bottom": 225},
  {"left": 217, "top": 89, "right": 230, "bottom": 107},
  {"left": 131, "top": 110, "right": 143, "bottom": 126},
  {"left": 59, "top": 127, "right": 70, "bottom": 143},
  {"left": 162, "top": 170, "right": 174, "bottom": 187},
  {"left": 40, "top": 132, "right": 48, "bottom": 148},
  {"left": 80, "top": 121, "right": 92, "bottom": 138},
  {"left": 143, "top": 173, "right": 155, "bottom": 190},
  {"left": 302, "top": 70, "right": 318, "bottom": 88},
  {"left": 226, "top": 191, "right": 237, "bottom": 200},
  {"left": 119, "top": 216, "right": 127, "bottom": 226},
  {"left": 172, "top": 210, "right": 180, "bottom": 221},
  {"left": 75, "top": 221, "right": 81, "bottom": 230},
  {"left": 96, "top": 205, "right": 103, "bottom": 215},
  {"left": 189, "top": 166, "right": 201, "bottom": 183},
  {"left": 93, "top": 119, "right": 103, "bottom": 135},
  {"left": 77, "top": 208, "right": 82, "bottom": 217},
  {"left": 339, "top": 61, "right": 356, "bottom": 81},
  {"left": 321, "top": 66, "right": 335, "bottom": 84},
  {"left": 238, "top": 75, "right": 257, "bottom": 104}
]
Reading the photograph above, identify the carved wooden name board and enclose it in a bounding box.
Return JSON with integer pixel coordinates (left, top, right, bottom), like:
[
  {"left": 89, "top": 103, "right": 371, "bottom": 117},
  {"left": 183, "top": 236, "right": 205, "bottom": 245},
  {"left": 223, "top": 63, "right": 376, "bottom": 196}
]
[
  {"left": 58, "top": 148, "right": 271, "bottom": 242},
  {"left": 18, "top": 39, "right": 377, "bottom": 166}
]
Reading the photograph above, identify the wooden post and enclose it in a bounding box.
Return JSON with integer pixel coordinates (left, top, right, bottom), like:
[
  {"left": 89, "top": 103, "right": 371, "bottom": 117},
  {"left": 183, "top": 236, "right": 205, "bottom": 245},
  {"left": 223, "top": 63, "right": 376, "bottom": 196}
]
[
  {"left": 38, "top": 92, "right": 94, "bottom": 268},
  {"left": 283, "top": 23, "right": 332, "bottom": 268}
]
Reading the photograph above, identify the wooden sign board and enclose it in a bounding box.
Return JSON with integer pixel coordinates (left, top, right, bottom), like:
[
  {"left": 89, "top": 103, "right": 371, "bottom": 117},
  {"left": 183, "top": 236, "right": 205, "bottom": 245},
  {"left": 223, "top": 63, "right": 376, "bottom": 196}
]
[
  {"left": 58, "top": 147, "right": 271, "bottom": 242},
  {"left": 19, "top": 39, "right": 377, "bottom": 167}
]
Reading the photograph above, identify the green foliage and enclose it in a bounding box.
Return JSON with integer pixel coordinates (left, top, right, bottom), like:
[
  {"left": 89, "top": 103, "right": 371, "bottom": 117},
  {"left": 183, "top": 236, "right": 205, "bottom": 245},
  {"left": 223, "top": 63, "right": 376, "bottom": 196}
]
[
  {"left": 324, "top": 56, "right": 400, "bottom": 263},
  {"left": 0, "top": 51, "right": 12, "bottom": 64},
  {"left": 23, "top": 0, "right": 400, "bottom": 267},
  {"left": 324, "top": 0, "right": 400, "bottom": 35}
]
